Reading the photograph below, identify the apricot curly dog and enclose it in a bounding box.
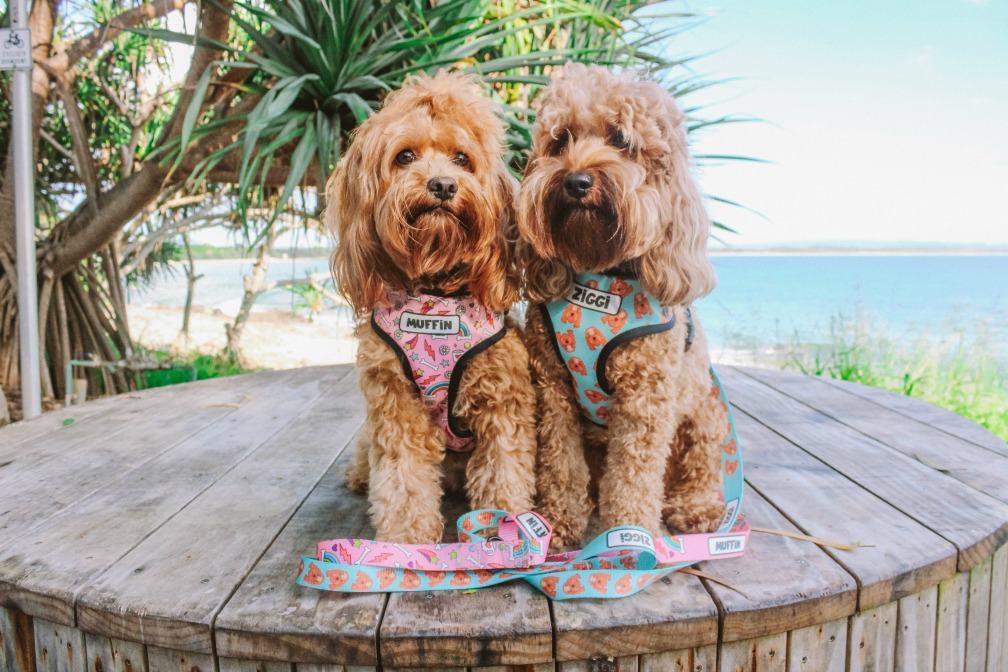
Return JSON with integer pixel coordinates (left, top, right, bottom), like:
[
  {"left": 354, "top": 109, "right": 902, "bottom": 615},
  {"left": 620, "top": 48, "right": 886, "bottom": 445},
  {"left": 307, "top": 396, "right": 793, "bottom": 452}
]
[
  {"left": 328, "top": 72, "right": 536, "bottom": 543},
  {"left": 517, "top": 64, "right": 728, "bottom": 549}
]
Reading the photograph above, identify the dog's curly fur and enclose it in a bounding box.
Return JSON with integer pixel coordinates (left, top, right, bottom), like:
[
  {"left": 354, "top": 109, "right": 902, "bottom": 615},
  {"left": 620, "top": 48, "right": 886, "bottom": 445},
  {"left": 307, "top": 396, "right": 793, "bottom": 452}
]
[
  {"left": 328, "top": 72, "right": 536, "bottom": 543},
  {"left": 517, "top": 64, "right": 728, "bottom": 549}
]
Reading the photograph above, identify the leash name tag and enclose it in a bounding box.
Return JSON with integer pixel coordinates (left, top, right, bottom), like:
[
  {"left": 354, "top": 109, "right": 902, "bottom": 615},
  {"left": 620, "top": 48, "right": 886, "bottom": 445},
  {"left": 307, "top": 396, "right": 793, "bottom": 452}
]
[
  {"left": 607, "top": 529, "right": 655, "bottom": 551},
  {"left": 517, "top": 512, "right": 550, "bottom": 540},
  {"left": 708, "top": 534, "right": 746, "bottom": 555},
  {"left": 566, "top": 283, "right": 622, "bottom": 315},
  {"left": 399, "top": 312, "right": 460, "bottom": 335}
]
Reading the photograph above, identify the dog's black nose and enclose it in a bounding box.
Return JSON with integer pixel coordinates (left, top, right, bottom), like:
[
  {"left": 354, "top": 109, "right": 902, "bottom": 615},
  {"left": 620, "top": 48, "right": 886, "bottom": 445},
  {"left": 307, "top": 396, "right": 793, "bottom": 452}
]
[
  {"left": 427, "top": 176, "right": 457, "bottom": 201},
  {"left": 564, "top": 171, "right": 594, "bottom": 199}
]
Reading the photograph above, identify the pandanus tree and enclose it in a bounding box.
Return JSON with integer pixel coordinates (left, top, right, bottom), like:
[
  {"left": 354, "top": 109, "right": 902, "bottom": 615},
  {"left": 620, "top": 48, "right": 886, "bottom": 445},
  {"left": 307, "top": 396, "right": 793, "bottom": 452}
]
[{"left": 1, "top": 0, "right": 731, "bottom": 416}]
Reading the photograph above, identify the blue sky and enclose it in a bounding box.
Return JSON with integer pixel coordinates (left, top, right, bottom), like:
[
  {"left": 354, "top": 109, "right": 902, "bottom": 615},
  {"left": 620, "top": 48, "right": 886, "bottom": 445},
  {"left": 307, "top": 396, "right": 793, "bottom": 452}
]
[{"left": 662, "top": 0, "right": 1008, "bottom": 247}]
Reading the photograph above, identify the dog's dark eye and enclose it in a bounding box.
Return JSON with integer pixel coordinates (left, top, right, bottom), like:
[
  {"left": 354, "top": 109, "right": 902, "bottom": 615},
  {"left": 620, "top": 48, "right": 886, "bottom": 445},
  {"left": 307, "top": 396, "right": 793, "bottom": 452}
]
[
  {"left": 609, "top": 129, "right": 631, "bottom": 151},
  {"left": 395, "top": 149, "right": 415, "bottom": 166},
  {"left": 452, "top": 152, "right": 470, "bottom": 167},
  {"left": 548, "top": 133, "right": 569, "bottom": 156}
]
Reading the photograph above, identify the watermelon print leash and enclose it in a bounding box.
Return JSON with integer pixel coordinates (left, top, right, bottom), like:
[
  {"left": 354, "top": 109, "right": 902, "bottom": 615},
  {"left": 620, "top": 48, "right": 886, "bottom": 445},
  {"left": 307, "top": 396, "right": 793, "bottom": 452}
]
[{"left": 296, "top": 367, "right": 749, "bottom": 600}]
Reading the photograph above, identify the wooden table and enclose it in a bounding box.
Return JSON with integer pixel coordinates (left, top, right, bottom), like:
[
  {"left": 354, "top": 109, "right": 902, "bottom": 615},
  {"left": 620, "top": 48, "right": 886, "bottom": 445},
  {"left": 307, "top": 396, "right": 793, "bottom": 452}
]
[{"left": 1, "top": 365, "right": 1007, "bottom": 672}]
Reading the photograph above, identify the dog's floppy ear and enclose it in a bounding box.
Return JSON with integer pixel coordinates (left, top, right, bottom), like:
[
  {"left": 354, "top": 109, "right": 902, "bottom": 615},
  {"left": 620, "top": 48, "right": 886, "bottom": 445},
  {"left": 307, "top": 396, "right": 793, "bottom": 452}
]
[
  {"left": 468, "top": 162, "right": 520, "bottom": 311},
  {"left": 517, "top": 240, "right": 572, "bottom": 303},
  {"left": 516, "top": 154, "right": 573, "bottom": 303},
  {"left": 637, "top": 96, "right": 717, "bottom": 307},
  {"left": 328, "top": 121, "right": 397, "bottom": 315}
]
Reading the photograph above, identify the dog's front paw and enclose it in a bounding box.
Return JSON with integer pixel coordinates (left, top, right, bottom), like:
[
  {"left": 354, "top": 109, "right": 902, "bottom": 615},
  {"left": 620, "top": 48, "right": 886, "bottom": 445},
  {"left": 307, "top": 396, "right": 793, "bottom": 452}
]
[
  {"left": 344, "top": 461, "right": 369, "bottom": 495},
  {"left": 548, "top": 523, "right": 586, "bottom": 553},
  {"left": 377, "top": 512, "right": 445, "bottom": 544},
  {"left": 664, "top": 497, "right": 725, "bottom": 535},
  {"left": 539, "top": 499, "right": 592, "bottom": 551}
]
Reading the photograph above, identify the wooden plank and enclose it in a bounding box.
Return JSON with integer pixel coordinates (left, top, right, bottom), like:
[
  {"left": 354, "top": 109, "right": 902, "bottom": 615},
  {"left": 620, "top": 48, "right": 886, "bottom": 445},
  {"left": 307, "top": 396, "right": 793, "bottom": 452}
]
[
  {"left": 472, "top": 663, "right": 555, "bottom": 672},
  {"left": 548, "top": 500, "right": 718, "bottom": 661},
  {"left": 813, "top": 374, "right": 1008, "bottom": 458},
  {"left": 720, "top": 632, "right": 786, "bottom": 672},
  {"left": 379, "top": 490, "right": 551, "bottom": 669},
  {"left": 727, "top": 405, "right": 956, "bottom": 611},
  {"left": 33, "top": 620, "right": 84, "bottom": 672},
  {"left": 0, "top": 374, "right": 263, "bottom": 551},
  {"left": 640, "top": 647, "right": 716, "bottom": 672},
  {"left": 82, "top": 633, "right": 148, "bottom": 672},
  {"left": 557, "top": 657, "right": 637, "bottom": 672},
  {"left": 934, "top": 572, "right": 967, "bottom": 672},
  {"left": 0, "top": 400, "right": 106, "bottom": 457},
  {"left": 145, "top": 645, "right": 214, "bottom": 672},
  {"left": 965, "top": 557, "right": 991, "bottom": 672},
  {"left": 75, "top": 368, "right": 364, "bottom": 653},
  {"left": 0, "top": 367, "right": 350, "bottom": 627},
  {"left": 551, "top": 569, "right": 717, "bottom": 661},
  {"left": 741, "top": 367, "right": 1008, "bottom": 504},
  {"left": 699, "top": 486, "right": 856, "bottom": 643},
  {"left": 0, "top": 370, "right": 278, "bottom": 467},
  {"left": 785, "top": 619, "right": 845, "bottom": 672},
  {"left": 720, "top": 368, "right": 1008, "bottom": 573},
  {"left": 0, "top": 606, "right": 35, "bottom": 672},
  {"left": 379, "top": 581, "right": 552, "bottom": 669},
  {"left": 848, "top": 601, "right": 897, "bottom": 672},
  {"left": 217, "top": 658, "right": 292, "bottom": 672},
  {"left": 213, "top": 430, "right": 385, "bottom": 667},
  {"left": 895, "top": 585, "right": 937, "bottom": 672},
  {"left": 986, "top": 544, "right": 1007, "bottom": 671}
]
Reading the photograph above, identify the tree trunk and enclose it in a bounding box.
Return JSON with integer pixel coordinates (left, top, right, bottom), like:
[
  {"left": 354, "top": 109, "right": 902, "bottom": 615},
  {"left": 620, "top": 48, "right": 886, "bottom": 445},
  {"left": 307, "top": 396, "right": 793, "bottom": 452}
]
[
  {"left": 225, "top": 226, "right": 278, "bottom": 363},
  {"left": 0, "top": 0, "right": 239, "bottom": 398},
  {"left": 0, "top": 0, "right": 58, "bottom": 253},
  {"left": 0, "top": 384, "right": 10, "bottom": 426},
  {"left": 174, "top": 234, "right": 202, "bottom": 352}
]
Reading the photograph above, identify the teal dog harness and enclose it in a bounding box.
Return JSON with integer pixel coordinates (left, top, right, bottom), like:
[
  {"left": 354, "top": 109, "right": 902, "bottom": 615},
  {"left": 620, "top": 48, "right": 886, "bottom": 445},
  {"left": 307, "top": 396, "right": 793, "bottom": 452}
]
[{"left": 541, "top": 271, "right": 693, "bottom": 425}]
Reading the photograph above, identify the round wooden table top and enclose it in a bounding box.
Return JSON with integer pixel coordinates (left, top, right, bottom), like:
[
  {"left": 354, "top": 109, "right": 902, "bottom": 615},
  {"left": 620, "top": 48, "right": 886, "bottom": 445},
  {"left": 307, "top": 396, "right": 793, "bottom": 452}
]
[{"left": 1, "top": 365, "right": 1007, "bottom": 671}]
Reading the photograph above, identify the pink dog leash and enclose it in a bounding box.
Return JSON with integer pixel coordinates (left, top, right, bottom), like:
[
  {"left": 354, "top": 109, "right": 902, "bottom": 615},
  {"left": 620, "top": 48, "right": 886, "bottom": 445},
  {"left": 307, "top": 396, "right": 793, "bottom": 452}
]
[
  {"left": 296, "top": 367, "right": 749, "bottom": 599},
  {"left": 296, "top": 509, "right": 749, "bottom": 598}
]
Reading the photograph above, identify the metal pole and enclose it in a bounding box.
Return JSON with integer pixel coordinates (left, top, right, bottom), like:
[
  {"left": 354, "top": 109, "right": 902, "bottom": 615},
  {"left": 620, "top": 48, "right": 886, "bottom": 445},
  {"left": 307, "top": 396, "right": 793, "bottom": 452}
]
[{"left": 11, "top": 0, "right": 42, "bottom": 418}]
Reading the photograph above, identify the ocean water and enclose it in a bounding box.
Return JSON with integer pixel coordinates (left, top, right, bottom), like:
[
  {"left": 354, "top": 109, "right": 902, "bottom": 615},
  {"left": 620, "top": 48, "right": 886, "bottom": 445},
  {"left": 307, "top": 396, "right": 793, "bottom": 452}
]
[
  {"left": 697, "top": 254, "right": 1008, "bottom": 362},
  {"left": 127, "top": 254, "right": 1008, "bottom": 362}
]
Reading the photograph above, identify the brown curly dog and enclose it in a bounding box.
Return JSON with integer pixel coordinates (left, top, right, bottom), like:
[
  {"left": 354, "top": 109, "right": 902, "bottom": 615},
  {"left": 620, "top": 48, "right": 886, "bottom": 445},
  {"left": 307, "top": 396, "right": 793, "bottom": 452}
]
[
  {"left": 517, "top": 64, "right": 728, "bottom": 549},
  {"left": 328, "top": 72, "right": 536, "bottom": 543}
]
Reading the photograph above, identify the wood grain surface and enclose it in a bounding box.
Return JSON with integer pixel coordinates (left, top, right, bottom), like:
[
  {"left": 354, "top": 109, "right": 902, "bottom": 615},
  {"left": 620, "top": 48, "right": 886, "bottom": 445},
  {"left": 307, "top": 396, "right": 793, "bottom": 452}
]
[
  {"left": 0, "top": 365, "right": 1005, "bottom": 670},
  {"left": 721, "top": 367, "right": 1008, "bottom": 572},
  {"left": 74, "top": 367, "right": 356, "bottom": 652}
]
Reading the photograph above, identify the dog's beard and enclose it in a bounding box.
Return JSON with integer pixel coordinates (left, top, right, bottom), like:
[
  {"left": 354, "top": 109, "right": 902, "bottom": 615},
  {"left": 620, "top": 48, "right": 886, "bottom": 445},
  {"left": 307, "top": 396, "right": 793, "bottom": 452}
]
[
  {"left": 375, "top": 193, "right": 483, "bottom": 288},
  {"left": 543, "top": 172, "right": 627, "bottom": 272}
]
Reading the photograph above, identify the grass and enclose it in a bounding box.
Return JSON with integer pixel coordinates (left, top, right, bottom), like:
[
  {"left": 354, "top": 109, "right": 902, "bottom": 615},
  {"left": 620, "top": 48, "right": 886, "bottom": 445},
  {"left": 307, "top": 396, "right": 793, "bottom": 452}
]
[
  {"left": 784, "top": 313, "right": 1008, "bottom": 442},
  {"left": 134, "top": 347, "right": 255, "bottom": 389}
]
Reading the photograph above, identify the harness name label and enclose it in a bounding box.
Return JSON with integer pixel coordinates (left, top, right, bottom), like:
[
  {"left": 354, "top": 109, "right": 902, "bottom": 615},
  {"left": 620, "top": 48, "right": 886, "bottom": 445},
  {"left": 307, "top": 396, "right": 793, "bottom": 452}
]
[
  {"left": 566, "top": 283, "right": 621, "bottom": 315},
  {"left": 400, "top": 311, "right": 460, "bottom": 335},
  {"left": 708, "top": 534, "right": 746, "bottom": 556},
  {"left": 517, "top": 512, "right": 551, "bottom": 539},
  {"left": 607, "top": 529, "right": 655, "bottom": 551}
]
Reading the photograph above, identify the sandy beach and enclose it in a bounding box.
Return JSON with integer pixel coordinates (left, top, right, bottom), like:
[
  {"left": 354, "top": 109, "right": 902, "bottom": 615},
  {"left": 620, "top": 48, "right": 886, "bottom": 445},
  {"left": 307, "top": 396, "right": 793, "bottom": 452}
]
[
  {"left": 128, "top": 305, "right": 359, "bottom": 369},
  {"left": 127, "top": 304, "right": 783, "bottom": 370}
]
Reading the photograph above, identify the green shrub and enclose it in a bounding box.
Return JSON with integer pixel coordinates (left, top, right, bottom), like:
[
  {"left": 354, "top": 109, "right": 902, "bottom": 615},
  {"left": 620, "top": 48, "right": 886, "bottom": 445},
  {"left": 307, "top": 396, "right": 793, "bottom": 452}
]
[
  {"left": 785, "top": 313, "right": 1008, "bottom": 442},
  {"left": 135, "top": 348, "right": 255, "bottom": 389}
]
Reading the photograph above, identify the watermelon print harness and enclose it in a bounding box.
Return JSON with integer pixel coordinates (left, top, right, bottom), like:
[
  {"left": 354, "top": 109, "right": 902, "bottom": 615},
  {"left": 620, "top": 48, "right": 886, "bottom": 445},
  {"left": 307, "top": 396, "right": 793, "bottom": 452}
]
[
  {"left": 371, "top": 288, "right": 506, "bottom": 451},
  {"left": 540, "top": 271, "right": 694, "bottom": 425}
]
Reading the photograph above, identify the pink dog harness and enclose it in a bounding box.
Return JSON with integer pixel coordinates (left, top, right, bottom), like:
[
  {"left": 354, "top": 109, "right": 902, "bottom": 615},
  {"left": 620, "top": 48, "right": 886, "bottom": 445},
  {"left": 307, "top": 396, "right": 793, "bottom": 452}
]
[{"left": 371, "top": 288, "right": 507, "bottom": 451}]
